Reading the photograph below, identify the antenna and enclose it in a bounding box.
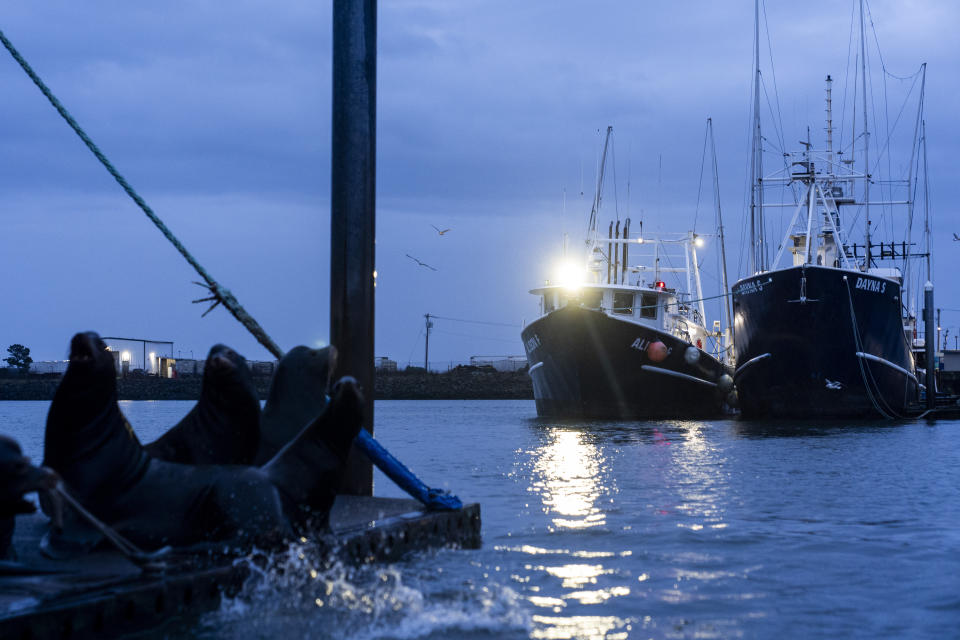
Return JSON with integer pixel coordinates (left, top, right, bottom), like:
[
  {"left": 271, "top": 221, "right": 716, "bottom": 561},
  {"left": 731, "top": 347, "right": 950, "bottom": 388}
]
[{"left": 825, "top": 75, "right": 834, "bottom": 168}]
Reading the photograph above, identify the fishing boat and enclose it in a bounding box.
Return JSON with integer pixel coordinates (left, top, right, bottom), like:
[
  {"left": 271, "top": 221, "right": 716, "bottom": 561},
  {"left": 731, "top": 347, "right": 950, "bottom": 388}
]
[
  {"left": 731, "top": 1, "right": 930, "bottom": 418},
  {"left": 522, "top": 127, "right": 735, "bottom": 419}
]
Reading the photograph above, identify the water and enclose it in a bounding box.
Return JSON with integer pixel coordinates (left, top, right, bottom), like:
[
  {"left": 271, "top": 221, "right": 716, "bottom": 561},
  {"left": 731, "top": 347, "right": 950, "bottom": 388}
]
[{"left": 4, "top": 399, "right": 960, "bottom": 638}]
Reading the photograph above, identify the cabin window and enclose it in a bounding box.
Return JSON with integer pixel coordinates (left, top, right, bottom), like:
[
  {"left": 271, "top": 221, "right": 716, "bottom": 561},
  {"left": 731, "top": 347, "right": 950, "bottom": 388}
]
[
  {"left": 613, "top": 292, "right": 634, "bottom": 315},
  {"left": 639, "top": 293, "right": 658, "bottom": 319},
  {"left": 582, "top": 290, "right": 603, "bottom": 309},
  {"left": 543, "top": 295, "right": 555, "bottom": 313}
]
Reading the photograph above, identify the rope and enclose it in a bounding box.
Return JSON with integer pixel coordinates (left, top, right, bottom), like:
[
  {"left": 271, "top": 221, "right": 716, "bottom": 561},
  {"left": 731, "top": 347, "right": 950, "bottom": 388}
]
[
  {"left": 2, "top": 29, "right": 461, "bottom": 512},
  {"left": 0, "top": 29, "right": 283, "bottom": 359},
  {"left": 52, "top": 482, "right": 171, "bottom": 569},
  {"left": 353, "top": 431, "right": 462, "bottom": 510},
  {"left": 843, "top": 277, "right": 904, "bottom": 419}
]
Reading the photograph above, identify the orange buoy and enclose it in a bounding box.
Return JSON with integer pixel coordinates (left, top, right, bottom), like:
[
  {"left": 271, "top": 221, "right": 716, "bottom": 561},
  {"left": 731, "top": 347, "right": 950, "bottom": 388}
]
[{"left": 646, "top": 341, "right": 668, "bottom": 363}]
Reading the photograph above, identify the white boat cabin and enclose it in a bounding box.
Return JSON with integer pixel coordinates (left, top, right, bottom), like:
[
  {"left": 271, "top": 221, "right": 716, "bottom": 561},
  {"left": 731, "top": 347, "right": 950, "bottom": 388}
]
[{"left": 530, "top": 282, "right": 712, "bottom": 350}]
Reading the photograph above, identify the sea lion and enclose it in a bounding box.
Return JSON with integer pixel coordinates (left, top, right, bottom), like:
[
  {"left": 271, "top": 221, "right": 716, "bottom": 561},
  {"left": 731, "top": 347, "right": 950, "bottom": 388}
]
[
  {"left": 145, "top": 344, "right": 261, "bottom": 465},
  {"left": 255, "top": 345, "right": 335, "bottom": 465},
  {"left": 42, "top": 332, "right": 362, "bottom": 551},
  {"left": 0, "top": 435, "right": 57, "bottom": 559}
]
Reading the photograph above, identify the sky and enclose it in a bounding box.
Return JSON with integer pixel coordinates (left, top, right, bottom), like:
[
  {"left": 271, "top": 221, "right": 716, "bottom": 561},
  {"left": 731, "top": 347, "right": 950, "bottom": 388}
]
[{"left": 1, "top": 1, "right": 958, "bottom": 368}]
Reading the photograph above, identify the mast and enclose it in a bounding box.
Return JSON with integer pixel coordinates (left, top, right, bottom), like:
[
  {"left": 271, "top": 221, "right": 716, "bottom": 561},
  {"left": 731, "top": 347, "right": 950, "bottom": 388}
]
[
  {"left": 825, "top": 75, "right": 834, "bottom": 169},
  {"left": 922, "top": 118, "right": 931, "bottom": 282},
  {"left": 708, "top": 118, "right": 734, "bottom": 352},
  {"left": 859, "top": 0, "right": 871, "bottom": 269},
  {"left": 587, "top": 126, "right": 613, "bottom": 243},
  {"left": 903, "top": 63, "right": 925, "bottom": 305},
  {"left": 749, "top": 0, "right": 763, "bottom": 274}
]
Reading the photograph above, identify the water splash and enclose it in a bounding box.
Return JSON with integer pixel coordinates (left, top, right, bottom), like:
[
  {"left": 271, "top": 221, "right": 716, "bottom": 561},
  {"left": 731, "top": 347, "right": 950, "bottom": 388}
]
[{"left": 194, "top": 540, "right": 531, "bottom": 639}]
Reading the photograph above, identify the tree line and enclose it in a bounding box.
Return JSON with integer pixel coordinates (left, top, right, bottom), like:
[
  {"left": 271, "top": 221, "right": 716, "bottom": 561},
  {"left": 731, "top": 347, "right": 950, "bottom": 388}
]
[{"left": 4, "top": 344, "right": 32, "bottom": 373}]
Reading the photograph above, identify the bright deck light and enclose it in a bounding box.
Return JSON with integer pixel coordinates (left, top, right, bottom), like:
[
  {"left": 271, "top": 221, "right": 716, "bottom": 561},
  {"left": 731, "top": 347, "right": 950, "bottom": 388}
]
[
  {"left": 555, "top": 261, "right": 585, "bottom": 291},
  {"left": 694, "top": 235, "right": 705, "bottom": 247}
]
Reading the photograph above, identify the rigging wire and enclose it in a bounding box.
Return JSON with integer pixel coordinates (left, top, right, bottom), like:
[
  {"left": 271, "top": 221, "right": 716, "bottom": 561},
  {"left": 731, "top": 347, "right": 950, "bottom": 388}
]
[
  {"left": 761, "top": 0, "right": 788, "bottom": 165},
  {"left": 404, "top": 328, "right": 424, "bottom": 366},
  {"left": 692, "top": 121, "right": 709, "bottom": 233},
  {"left": 839, "top": 0, "right": 857, "bottom": 155},
  {"left": 431, "top": 330, "right": 521, "bottom": 344},
  {"left": 866, "top": 0, "right": 896, "bottom": 242},
  {"left": 866, "top": 0, "right": 922, "bottom": 82},
  {"left": 428, "top": 315, "right": 522, "bottom": 328}
]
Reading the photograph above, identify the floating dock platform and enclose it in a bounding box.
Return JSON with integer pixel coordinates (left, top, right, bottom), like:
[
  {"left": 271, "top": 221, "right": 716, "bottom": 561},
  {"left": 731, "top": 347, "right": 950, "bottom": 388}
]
[{"left": 1, "top": 497, "right": 481, "bottom": 639}]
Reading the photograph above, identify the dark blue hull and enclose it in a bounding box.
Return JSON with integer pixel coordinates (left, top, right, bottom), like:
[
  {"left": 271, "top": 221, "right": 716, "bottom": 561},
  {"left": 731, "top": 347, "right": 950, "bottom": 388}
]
[
  {"left": 732, "top": 265, "right": 918, "bottom": 418},
  {"left": 521, "top": 306, "right": 731, "bottom": 418}
]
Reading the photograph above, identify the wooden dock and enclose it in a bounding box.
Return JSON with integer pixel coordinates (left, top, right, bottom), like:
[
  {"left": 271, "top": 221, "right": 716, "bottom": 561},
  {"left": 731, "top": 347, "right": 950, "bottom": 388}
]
[{"left": 0, "top": 497, "right": 481, "bottom": 639}]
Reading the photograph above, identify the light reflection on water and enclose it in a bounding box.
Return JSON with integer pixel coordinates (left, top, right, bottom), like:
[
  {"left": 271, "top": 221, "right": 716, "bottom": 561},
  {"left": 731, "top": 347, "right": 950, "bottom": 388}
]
[
  {"left": 520, "top": 425, "right": 633, "bottom": 638},
  {"left": 515, "top": 419, "right": 741, "bottom": 639},
  {"left": 530, "top": 429, "right": 607, "bottom": 531}
]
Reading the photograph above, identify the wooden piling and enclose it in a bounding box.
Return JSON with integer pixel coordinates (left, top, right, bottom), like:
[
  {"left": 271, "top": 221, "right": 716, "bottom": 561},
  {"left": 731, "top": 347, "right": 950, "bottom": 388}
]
[{"left": 330, "top": 0, "right": 377, "bottom": 495}]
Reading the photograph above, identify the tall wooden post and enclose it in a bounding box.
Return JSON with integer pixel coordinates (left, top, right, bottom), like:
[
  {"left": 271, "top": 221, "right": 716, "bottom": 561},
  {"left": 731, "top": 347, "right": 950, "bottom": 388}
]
[{"left": 331, "top": 0, "right": 376, "bottom": 495}]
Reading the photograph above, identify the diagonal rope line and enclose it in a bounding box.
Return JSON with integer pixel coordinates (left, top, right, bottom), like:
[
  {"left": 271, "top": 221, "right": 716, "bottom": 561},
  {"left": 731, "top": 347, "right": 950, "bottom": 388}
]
[
  {"left": 0, "top": 29, "right": 283, "bottom": 360},
  {"left": 2, "top": 29, "right": 461, "bottom": 511}
]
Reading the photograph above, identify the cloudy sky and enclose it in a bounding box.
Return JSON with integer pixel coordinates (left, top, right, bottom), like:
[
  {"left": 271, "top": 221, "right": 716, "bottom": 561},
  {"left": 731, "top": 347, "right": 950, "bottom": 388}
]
[{"left": 1, "top": 1, "right": 957, "bottom": 367}]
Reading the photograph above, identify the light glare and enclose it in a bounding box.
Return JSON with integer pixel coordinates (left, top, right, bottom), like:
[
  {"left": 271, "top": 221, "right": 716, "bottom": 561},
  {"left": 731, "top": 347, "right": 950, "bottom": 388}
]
[{"left": 555, "top": 261, "right": 585, "bottom": 291}]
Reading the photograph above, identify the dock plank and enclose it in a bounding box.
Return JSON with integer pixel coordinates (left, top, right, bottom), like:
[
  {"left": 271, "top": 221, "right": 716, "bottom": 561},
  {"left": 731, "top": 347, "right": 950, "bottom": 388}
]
[{"left": 0, "top": 496, "right": 481, "bottom": 639}]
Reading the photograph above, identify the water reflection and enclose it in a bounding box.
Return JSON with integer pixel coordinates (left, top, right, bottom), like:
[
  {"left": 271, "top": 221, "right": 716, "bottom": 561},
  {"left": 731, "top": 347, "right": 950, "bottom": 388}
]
[
  {"left": 530, "top": 429, "right": 606, "bottom": 531},
  {"left": 663, "top": 420, "right": 729, "bottom": 529},
  {"left": 519, "top": 420, "right": 741, "bottom": 638},
  {"left": 530, "top": 615, "right": 632, "bottom": 640},
  {"left": 519, "top": 428, "right": 634, "bottom": 638},
  {"left": 731, "top": 417, "right": 911, "bottom": 439}
]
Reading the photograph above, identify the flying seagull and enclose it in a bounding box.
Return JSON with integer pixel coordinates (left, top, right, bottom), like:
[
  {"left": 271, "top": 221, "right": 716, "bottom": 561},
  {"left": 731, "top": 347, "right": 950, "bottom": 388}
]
[
  {"left": 406, "top": 254, "right": 437, "bottom": 271},
  {"left": 954, "top": 232, "right": 960, "bottom": 241},
  {"left": 431, "top": 224, "right": 451, "bottom": 236}
]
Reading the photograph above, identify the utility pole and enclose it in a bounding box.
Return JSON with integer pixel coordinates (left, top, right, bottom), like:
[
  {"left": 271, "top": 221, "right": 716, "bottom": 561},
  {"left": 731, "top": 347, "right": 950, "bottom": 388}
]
[{"left": 424, "top": 313, "right": 433, "bottom": 371}]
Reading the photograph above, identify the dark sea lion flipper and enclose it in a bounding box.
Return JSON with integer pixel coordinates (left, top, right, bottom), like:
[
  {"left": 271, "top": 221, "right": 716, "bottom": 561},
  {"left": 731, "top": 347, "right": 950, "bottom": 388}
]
[
  {"left": 255, "top": 345, "right": 337, "bottom": 465},
  {"left": 263, "top": 376, "right": 363, "bottom": 529},
  {"left": 145, "top": 344, "right": 261, "bottom": 465}
]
